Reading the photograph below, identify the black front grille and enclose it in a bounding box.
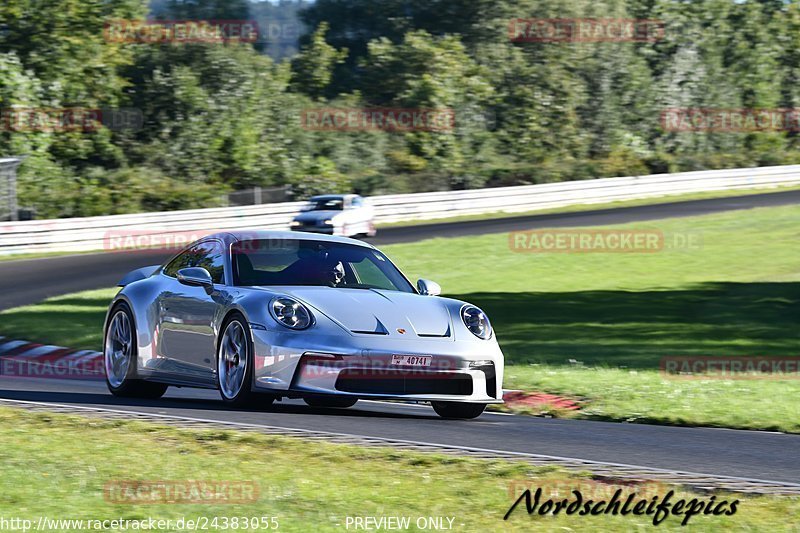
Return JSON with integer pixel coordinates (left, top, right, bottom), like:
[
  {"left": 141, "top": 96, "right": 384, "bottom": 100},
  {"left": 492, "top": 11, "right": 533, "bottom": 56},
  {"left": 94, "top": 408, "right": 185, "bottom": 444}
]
[
  {"left": 335, "top": 369, "right": 473, "bottom": 396},
  {"left": 480, "top": 364, "right": 497, "bottom": 398}
]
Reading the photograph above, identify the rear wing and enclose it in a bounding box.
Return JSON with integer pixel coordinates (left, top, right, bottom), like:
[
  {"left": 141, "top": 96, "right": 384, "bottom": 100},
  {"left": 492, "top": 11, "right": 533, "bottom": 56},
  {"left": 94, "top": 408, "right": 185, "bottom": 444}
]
[{"left": 117, "top": 265, "right": 160, "bottom": 287}]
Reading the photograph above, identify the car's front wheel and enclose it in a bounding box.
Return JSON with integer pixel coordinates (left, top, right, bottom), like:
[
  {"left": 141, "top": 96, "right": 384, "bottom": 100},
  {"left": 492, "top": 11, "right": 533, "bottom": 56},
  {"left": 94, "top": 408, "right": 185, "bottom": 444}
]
[
  {"left": 303, "top": 395, "right": 358, "bottom": 409},
  {"left": 104, "top": 303, "right": 168, "bottom": 399},
  {"left": 431, "top": 401, "right": 486, "bottom": 419},
  {"left": 217, "top": 313, "right": 273, "bottom": 408}
]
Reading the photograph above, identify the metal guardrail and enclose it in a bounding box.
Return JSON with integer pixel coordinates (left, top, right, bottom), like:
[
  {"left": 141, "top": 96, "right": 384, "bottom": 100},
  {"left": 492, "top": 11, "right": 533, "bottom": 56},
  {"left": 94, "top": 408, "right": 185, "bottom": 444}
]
[{"left": 1, "top": 164, "right": 800, "bottom": 255}]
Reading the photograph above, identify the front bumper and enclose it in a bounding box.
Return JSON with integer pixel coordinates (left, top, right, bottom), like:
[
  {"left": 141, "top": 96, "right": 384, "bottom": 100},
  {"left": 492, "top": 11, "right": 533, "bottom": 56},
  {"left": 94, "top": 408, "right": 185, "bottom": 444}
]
[{"left": 249, "top": 329, "right": 504, "bottom": 404}]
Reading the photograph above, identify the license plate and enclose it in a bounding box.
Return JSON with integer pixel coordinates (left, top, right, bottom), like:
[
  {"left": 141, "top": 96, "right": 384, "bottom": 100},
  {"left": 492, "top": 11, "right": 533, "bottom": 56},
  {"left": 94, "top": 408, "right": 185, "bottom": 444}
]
[{"left": 391, "top": 355, "right": 432, "bottom": 367}]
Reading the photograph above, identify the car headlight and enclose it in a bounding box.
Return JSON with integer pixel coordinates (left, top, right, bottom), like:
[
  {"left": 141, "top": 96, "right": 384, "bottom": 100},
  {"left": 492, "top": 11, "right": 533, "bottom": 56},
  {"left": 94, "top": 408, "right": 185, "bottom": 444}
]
[
  {"left": 290, "top": 221, "right": 301, "bottom": 227},
  {"left": 323, "top": 219, "right": 333, "bottom": 225},
  {"left": 270, "top": 297, "right": 313, "bottom": 330},
  {"left": 461, "top": 305, "right": 492, "bottom": 340}
]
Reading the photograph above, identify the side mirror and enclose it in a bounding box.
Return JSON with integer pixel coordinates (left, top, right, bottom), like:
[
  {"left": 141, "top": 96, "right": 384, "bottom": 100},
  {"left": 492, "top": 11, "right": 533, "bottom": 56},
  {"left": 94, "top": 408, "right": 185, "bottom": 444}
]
[
  {"left": 177, "top": 267, "right": 213, "bottom": 288},
  {"left": 417, "top": 279, "right": 441, "bottom": 296}
]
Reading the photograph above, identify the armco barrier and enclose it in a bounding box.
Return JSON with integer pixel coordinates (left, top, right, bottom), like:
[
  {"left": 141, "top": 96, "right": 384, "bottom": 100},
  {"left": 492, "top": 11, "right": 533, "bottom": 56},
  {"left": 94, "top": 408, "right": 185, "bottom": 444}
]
[{"left": 1, "top": 164, "right": 799, "bottom": 255}]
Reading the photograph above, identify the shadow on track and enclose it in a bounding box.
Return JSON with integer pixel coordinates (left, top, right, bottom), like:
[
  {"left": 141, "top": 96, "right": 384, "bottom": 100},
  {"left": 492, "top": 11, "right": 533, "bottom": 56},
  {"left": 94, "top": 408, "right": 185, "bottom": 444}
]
[{"left": 0, "top": 388, "right": 439, "bottom": 420}]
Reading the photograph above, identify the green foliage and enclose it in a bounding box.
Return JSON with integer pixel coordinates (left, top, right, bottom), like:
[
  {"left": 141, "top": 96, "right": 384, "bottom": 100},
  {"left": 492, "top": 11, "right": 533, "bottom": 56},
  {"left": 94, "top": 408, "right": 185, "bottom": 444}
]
[
  {"left": 290, "top": 23, "right": 348, "bottom": 100},
  {"left": 123, "top": 43, "right": 297, "bottom": 189},
  {"left": 162, "top": 0, "right": 250, "bottom": 20},
  {"left": 0, "top": 0, "right": 146, "bottom": 104},
  {"left": 2, "top": 0, "right": 800, "bottom": 218},
  {"left": 287, "top": 157, "right": 352, "bottom": 199},
  {"left": 386, "top": 150, "right": 428, "bottom": 173}
]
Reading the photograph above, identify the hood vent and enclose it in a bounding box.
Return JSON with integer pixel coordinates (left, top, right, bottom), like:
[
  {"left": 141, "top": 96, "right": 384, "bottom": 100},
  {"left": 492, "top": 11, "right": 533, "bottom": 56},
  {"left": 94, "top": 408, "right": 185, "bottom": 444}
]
[
  {"left": 351, "top": 318, "right": 389, "bottom": 336},
  {"left": 417, "top": 324, "right": 451, "bottom": 338}
]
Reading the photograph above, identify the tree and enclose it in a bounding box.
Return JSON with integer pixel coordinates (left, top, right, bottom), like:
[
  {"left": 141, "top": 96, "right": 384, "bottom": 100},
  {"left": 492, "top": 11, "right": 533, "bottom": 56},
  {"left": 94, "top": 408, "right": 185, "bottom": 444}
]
[
  {"left": 290, "top": 23, "right": 348, "bottom": 100},
  {"left": 359, "top": 30, "right": 494, "bottom": 178}
]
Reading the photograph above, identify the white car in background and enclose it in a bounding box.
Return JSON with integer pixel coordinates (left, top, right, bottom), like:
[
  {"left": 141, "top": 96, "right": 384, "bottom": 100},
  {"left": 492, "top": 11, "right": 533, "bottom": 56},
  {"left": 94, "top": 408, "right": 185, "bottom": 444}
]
[{"left": 290, "top": 194, "right": 376, "bottom": 238}]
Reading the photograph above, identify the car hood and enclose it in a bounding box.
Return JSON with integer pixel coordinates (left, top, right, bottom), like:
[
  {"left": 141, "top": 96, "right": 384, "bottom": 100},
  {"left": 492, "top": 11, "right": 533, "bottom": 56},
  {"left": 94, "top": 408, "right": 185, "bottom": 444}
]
[
  {"left": 293, "top": 210, "right": 341, "bottom": 223},
  {"left": 277, "top": 286, "right": 452, "bottom": 337}
]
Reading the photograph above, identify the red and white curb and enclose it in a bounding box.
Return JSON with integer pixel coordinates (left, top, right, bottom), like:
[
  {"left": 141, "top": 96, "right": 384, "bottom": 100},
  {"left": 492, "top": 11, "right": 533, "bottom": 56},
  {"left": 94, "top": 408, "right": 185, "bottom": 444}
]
[
  {"left": 0, "top": 336, "right": 103, "bottom": 380},
  {"left": 502, "top": 390, "right": 581, "bottom": 411}
]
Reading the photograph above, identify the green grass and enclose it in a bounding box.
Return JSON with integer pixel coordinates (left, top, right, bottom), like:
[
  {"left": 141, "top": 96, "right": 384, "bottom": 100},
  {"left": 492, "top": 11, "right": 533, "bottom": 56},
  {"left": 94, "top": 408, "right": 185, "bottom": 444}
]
[
  {"left": 0, "top": 288, "right": 117, "bottom": 350},
  {"left": 0, "top": 406, "right": 797, "bottom": 532},
  {"left": 384, "top": 204, "right": 800, "bottom": 293},
  {"left": 0, "top": 249, "right": 106, "bottom": 263},
  {"left": 383, "top": 204, "right": 800, "bottom": 432},
  {"left": 1, "top": 204, "right": 799, "bottom": 432}
]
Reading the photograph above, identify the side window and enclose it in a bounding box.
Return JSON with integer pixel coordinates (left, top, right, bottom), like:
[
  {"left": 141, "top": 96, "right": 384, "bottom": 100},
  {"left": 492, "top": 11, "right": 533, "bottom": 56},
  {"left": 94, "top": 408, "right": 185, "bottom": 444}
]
[
  {"left": 196, "top": 242, "right": 225, "bottom": 284},
  {"left": 163, "top": 242, "right": 226, "bottom": 284},
  {"left": 162, "top": 249, "right": 194, "bottom": 278},
  {"left": 352, "top": 196, "right": 363, "bottom": 208}
]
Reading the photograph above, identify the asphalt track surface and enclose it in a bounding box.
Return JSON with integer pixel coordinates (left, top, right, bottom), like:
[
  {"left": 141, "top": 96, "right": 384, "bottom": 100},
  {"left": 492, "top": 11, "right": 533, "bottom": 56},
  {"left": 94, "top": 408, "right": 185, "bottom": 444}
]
[
  {"left": 1, "top": 188, "right": 800, "bottom": 485},
  {"left": 1, "top": 377, "right": 799, "bottom": 485}
]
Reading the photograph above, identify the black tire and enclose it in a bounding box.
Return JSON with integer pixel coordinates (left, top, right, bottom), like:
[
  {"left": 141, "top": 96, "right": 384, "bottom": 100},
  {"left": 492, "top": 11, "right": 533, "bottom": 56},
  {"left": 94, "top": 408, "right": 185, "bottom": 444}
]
[
  {"left": 104, "top": 302, "right": 168, "bottom": 399},
  {"left": 431, "top": 401, "right": 486, "bottom": 419},
  {"left": 217, "top": 312, "right": 272, "bottom": 408},
  {"left": 303, "top": 395, "right": 358, "bottom": 409}
]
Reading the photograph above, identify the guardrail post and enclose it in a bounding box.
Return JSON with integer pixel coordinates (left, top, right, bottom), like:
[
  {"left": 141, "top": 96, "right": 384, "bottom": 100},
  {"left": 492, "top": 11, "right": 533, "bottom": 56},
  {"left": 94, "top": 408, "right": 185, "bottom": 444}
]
[{"left": 0, "top": 157, "right": 22, "bottom": 222}]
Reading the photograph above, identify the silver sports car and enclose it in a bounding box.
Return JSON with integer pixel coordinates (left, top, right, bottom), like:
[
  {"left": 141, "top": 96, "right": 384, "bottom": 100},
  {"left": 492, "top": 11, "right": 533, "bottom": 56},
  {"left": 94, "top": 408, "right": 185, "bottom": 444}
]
[{"left": 103, "top": 231, "right": 504, "bottom": 419}]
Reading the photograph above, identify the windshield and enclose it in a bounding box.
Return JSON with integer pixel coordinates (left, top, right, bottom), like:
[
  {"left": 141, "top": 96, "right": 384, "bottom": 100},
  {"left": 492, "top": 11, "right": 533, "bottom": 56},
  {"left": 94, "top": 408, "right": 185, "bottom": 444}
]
[
  {"left": 306, "top": 198, "right": 344, "bottom": 211},
  {"left": 232, "top": 239, "right": 415, "bottom": 292}
]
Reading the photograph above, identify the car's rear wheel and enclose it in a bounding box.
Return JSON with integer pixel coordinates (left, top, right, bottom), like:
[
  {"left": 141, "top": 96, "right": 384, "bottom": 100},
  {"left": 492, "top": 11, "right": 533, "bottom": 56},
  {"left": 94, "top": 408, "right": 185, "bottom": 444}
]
[
  {"left": 217, "top": 313, "right": 273, "bottom": 408},
  {"left": 431, "top": 401, "right": 486, "bottom": 419},
  {"left": 104, "top": 303, "right": 168, "bottom": 399},
  {"left": 303, "top": 395, "right": 358, "bottom": 409}
]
